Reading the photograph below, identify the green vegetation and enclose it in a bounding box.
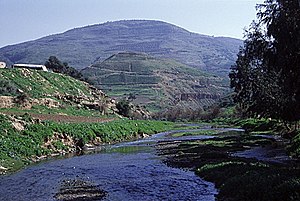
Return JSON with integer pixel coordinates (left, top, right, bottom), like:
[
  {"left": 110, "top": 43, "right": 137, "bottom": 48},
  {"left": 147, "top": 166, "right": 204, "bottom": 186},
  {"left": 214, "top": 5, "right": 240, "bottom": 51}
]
[
  {"left": 158, "top": 127, "right": 300, "bottom": 201},
  {"left": 184, "top": 105, "right": 300, "bottom": 201},
  {"left": 171, "top": 129, "right": 220, "bottom": 137},
  {"left": 81, "top": 52, "right": 229, "bottom": 112},
  {"left": 0, "top": 65, "right": 172, "bottom": 174},
  {"left": 0, "top": 68, "right": 116, "bottom": 117},
  {"left": 230, "top": 0, "right": 300, "bottom": 123},
  {"left": 0, "top": 113, "right": 174, "bottom": 173},
  {"left": 0, "top": 15, "right": 299, "bottom": 201},
  {"left": 44, "top": 56, "right": 85, "bottom": 80},
  {"left": 197, "top": 162, "right": 300, "bottom": 201},
  {"left": 0, "top": 104, "right": 109, "bottom": 118},
  {"left": 234, "top": 118, "right": 281, "bottom": 133},
  {"left": 116, "top": 99, "right": 131, "bottom": 117},
  {"left": 0, "top": 78, "right": 19, "bottom": 96},
  {"left": 227, "top": 0, "right": 300, "bottom": 159},
  {"left": 0, "top": 68, "right": 90, "bottom": 98}
]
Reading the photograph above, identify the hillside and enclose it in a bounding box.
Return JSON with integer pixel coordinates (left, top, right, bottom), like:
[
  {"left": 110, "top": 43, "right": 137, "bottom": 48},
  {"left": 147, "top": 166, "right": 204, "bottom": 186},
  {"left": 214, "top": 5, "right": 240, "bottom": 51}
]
[
  {"left": 0, "top": 67, "right": 171, "bottom": 174},
  {"left": 0, "top": 68, "right": 118, "bottom": 119},
  {"left": 81, "top": 52, "right": 229, "bottom": 112},
  {"left": 0, "top": 20, "right": 242, "bottom": 75}
]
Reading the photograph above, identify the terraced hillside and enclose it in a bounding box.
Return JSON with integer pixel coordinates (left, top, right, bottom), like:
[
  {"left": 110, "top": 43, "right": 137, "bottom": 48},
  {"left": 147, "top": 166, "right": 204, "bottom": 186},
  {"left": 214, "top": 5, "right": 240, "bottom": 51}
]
[
  {"left": 81, "top": 52, "right": 229, "bottom": 111},
  {"left": 0, "top": 20, "right": 242, "bottom": 75}
]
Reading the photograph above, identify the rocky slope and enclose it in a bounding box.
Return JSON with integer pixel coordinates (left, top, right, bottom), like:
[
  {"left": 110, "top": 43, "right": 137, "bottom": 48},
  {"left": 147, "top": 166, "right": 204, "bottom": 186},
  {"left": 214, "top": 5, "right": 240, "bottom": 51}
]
[
  {"left": 0, "top": 20, "right": 242, "bottom": 75},
  {"left": 0, "top": 68, "right": 153, "bottom": 120},
  {"left": 0, "top": 68, "right": 119, "bottom": 118}
]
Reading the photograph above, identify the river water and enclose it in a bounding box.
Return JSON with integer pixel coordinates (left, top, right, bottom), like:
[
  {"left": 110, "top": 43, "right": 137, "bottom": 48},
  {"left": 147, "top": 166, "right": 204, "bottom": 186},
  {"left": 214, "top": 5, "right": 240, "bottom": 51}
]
[{"left": 0, "top": 129, "right": 220, "bottom": 201}]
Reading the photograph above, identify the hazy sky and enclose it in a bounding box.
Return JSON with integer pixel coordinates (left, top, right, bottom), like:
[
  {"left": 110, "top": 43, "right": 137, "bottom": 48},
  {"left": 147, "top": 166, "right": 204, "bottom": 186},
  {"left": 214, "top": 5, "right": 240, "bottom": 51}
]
[{"left": 0, "top": 0, "right": 264, "bottom": 48}]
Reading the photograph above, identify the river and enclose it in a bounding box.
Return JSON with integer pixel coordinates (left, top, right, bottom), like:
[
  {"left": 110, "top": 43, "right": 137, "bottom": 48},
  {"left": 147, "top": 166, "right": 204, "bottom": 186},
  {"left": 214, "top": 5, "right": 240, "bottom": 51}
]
[{"left": 0, "top": 129, "right": 220, "bottom": 201}]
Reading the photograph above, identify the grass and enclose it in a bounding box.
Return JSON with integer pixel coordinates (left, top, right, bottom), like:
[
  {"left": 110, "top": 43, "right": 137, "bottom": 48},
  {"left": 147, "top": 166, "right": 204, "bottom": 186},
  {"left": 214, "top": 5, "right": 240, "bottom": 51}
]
[
  {"left": 171, "top": 129, "right": 220, "bottom": 137},
  {"left": 0, "top": 68, "right": 90, "bottom": 98},
  {"left": 235, "top": 118, "right": 281, "bottom": 132},
  {"left": 197, "top": 161, "right": 300, "bottom": 201},
  {"left": 0, "top": 68, "right": 117, "bottom": 118},
  {"left": 0, "top": 105, "right": 111, "bottom": 117},
  {"left": 0, "top": 113, "right": 174, "bottom": 174}
]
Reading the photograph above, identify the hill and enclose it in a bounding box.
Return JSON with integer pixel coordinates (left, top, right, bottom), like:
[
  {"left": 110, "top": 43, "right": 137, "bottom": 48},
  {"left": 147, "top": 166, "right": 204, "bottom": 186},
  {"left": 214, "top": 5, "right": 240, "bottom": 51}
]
[
  {"left": 0, "top": 20, "right": 242, "bottom": 75},
  {"left": 81, "top": 52, "right": 229, "bottom": 112},
  {"left": 0, "top": 68, "right": 118, "bottom": 119},
  {"left": 0, "top": 68, "right": 172, "bottom": 174}
]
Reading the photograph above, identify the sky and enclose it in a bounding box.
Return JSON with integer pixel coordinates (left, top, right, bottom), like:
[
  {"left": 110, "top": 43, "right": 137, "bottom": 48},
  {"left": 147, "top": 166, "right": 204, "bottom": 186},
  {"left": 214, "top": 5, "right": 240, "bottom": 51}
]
[{"left": 0, "top": 0, "right": 264, "bottom": 48}]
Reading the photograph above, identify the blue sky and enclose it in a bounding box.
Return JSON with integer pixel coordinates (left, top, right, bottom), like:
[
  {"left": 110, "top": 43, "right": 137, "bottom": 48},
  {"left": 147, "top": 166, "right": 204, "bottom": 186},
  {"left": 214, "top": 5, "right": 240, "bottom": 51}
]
[{"left": 0, "top": 0, "right": 264, "bottom": 48}]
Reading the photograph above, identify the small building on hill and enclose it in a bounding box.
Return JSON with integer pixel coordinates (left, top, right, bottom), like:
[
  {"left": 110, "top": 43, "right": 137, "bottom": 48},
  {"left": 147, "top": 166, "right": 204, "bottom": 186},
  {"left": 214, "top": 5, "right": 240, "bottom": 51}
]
[
  {"left": 12, "top": 64, "right": 48, "bottom": 71},
  {"left": 0, "top": 62, "right": 6, "bottom": 68}
]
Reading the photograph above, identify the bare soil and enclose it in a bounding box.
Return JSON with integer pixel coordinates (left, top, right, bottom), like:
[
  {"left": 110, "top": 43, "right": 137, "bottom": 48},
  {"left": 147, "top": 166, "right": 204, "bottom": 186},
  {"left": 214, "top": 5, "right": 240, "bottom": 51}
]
[{"left": 1, "top": 111, "right": 115, "bottom": 123}]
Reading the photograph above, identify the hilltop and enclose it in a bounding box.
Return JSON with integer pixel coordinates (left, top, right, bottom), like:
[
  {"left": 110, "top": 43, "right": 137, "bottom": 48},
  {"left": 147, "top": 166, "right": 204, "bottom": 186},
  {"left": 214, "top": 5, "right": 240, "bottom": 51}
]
[
  {"left": 0, "top": 20, "right": 242, "bottom": 75},
  {"left": 81, "top": 52, "right": 229, "bottom": 112}
]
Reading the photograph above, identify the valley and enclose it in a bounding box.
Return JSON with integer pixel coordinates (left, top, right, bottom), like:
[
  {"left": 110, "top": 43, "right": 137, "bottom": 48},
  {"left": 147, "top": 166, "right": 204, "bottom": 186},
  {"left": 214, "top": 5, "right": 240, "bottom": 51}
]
[{"left": 0, "top": 14, "right": 299, "bottom": 201}]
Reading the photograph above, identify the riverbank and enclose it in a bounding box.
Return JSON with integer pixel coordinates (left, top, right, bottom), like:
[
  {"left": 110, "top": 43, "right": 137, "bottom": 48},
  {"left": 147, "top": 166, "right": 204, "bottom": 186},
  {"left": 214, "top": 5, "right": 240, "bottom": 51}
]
[
  {"left": 2, "top": 114, "right": 300, "bottom": 200},
  {"left": 0, "top": 113, "right": 174, "bottom": 175},
  {"left": 156, "top": 127, "right": 300, "bottom": 201}
]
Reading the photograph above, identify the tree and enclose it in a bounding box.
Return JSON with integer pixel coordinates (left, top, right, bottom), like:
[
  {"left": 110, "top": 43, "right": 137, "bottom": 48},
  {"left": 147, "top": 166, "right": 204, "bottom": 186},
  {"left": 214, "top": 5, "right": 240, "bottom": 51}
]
[
  {"left": 230, "top": 0, "right": 300, "bottom": 124},
  {"left": 45, "top": 56, "right": 65, "bottom": 73},
  {"left": 45, "top": 56, "right": 84, "bottom": 80}
]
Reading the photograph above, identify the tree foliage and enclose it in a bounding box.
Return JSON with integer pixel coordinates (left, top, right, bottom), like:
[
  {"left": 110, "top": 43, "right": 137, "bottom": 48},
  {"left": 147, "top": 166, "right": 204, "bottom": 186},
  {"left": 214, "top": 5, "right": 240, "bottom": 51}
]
[
  {"left": 230, "top": 0, "right": 300, "bottom": 123},
  {"left": 45, "top": 56, "right": 84, "bottom": 80}
]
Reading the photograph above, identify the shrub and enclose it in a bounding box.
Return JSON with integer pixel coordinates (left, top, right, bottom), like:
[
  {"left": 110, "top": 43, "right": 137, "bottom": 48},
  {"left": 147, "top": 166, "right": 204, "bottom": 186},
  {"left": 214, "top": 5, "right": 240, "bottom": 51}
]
[
  {"left": 116, "top": 99, "right": 131, "bottom": 117},
  {"left": 0, "top": 78, "right": 19, "bottom": 96}
]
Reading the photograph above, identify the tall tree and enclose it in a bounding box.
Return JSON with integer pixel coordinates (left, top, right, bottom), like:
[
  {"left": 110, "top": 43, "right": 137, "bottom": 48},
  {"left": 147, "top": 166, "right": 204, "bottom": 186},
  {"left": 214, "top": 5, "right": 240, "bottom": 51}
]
[{"left": 230, "top": 0, "right": 300, "bottom": 123}]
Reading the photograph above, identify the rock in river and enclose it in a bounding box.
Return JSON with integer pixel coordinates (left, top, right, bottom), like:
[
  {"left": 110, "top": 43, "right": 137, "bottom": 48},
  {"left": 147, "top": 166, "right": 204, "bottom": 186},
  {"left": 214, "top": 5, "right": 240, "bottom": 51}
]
[{"left": 55, "top": 178, "right": 107, "bottom": 201}]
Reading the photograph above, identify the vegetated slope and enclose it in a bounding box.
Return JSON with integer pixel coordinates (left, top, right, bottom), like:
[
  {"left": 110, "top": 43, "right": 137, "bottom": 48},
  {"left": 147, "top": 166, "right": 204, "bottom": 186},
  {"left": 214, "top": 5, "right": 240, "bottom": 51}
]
[
  {"left": 0, "top": 68, "right": 117, "bottom": 118},
  {"left": 0, "top": 20, "right": 242, "bottom": 75},
  {"left": 0, "top": 68, "right": 171, "bottom": 174},
  {"left": 81, "top": 52, "right": 229, "bottom": 111}
]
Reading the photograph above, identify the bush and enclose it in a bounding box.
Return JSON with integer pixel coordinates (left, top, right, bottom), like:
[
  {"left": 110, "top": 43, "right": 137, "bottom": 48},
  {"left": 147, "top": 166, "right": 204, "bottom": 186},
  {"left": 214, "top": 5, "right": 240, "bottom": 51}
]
[
  {"left": 14, "top": 93, "right": 29, "bottom": 105},
  {"left": 116, "top": 99, "right": 131, "bottom": 117},
  {"left": 0, "top": 78, "right": 19, "bottom": 96},
  {"left": 236, "top": 118, "right": 279, "bottom": 132}
]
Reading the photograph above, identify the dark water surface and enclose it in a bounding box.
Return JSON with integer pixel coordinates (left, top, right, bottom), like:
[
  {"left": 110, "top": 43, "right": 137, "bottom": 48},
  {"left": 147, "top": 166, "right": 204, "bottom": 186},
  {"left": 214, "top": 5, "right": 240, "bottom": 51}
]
[{"left": 0, "top": 130, "right": 219, "bottom": 201}]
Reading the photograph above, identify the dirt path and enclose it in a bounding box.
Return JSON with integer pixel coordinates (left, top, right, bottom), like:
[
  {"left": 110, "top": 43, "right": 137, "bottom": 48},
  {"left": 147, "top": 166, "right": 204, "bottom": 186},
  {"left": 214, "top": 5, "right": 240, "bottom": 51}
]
[{"left": 1, "top": 111, "right": 116, "bottom": 123}]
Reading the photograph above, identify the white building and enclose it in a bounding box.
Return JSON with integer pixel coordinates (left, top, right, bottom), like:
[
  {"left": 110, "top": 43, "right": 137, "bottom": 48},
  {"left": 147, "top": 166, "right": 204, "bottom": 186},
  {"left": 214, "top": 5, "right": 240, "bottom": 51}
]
[{"left": 12, "top": 64, "right": 48, "bottom": 71}]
